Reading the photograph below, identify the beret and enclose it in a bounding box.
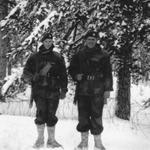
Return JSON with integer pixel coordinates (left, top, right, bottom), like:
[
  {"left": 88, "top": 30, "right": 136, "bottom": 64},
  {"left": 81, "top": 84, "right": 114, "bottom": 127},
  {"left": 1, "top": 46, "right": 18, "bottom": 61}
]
[
  {"left": 84, "top": 30, "right": 99, "bottom": 39},
  {"left": 41, "top": 33, "right": 53, "bottom": 42}
]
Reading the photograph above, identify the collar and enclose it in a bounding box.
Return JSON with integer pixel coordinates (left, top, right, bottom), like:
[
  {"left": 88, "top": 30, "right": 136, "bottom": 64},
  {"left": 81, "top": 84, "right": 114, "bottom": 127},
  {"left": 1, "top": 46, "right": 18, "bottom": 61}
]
[
  {"left": 39, "top": 44, "right": 54, "bottom": 55},
  {"left": 84, "top": 44, "right": 101, "bottom": 54}
]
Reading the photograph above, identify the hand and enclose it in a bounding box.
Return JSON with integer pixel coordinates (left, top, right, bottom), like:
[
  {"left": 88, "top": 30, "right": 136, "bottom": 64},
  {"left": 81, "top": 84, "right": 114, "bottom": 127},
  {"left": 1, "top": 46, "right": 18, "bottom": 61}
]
[
  {"left": 21, "top": 73, "right": 32, "bottom": 84},
  {"left": 23, "top": 77, "right": 31, "bottom": 84},
  {"left": 76, "top": 74, "right": 83, "bottom": 81},
  {"left": 40, "top": 63, "right": 52, "bottom": 76},
  {"left": 29, "top": 102, "right": 33, "bottom": 109},
  {"left": 60, "top": 91, "right": 66, "bottom": 99},
  {"left": 104, "top": 91, "right": 110, "bottom": 104}
]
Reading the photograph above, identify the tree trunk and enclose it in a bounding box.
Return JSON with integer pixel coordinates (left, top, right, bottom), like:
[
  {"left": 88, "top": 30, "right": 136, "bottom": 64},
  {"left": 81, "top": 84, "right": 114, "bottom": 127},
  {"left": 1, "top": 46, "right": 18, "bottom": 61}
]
[
  {"left": 0, "top": 0, "right": 8, "bottom": 80},
  {"left": 115, "top": 59, "right": 131, "bottom": 120},
  {"left": 7, "top": 37, "right": 11, "bottom": 75},
  {"left": 7, "top": 61, "right": 11, "bottom": 75}
]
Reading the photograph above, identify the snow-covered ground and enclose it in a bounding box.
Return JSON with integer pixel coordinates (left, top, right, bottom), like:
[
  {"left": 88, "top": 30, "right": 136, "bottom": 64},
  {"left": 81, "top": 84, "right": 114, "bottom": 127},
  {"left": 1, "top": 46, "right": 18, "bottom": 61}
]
[
  {"left": 0, "top": 77, "right": 150, "bottom": 150},
  {"left": 0, "top": 114, "right": 150, "bottom": 150}
]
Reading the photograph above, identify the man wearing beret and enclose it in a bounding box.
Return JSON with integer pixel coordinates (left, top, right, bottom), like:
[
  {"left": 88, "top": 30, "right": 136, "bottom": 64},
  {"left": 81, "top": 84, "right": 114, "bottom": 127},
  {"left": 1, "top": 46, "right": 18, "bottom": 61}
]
[
  {"left": 22, "top": 33, "right": 68, "bottom": 148},
  {"left": 69, "top": 30, "right": 113, "bottom": 150}
]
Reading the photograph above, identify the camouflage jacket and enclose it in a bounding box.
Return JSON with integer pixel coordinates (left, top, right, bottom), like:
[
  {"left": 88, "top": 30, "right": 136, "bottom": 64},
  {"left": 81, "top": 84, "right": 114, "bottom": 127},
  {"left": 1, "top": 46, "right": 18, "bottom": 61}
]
[
  {"left": 22, "top": 45, "right": 68, "bottom": 99},
  {"left": 69, "top": 44, "right": 113, "bottom": 98}
]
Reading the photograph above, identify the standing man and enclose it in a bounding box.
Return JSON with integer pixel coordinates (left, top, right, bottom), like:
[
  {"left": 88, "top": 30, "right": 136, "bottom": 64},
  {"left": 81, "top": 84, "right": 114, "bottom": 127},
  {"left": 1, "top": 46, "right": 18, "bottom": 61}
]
[
  {"left": 69, "top": 30, "right": 113, "bottom": 150},
  {"left": 22, "top": 33, "right": 68, "bottom": 148}
]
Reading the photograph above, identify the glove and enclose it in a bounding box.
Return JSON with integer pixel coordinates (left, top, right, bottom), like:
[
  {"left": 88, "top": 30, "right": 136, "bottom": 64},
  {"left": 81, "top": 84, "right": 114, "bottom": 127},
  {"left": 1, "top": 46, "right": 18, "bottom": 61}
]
[
  {"left": 104, "top": 91, "right": 110, "bottom": 104},
  {"left": 21, "top": 73, "right": 32, "bottom": 84},
  {"left": 60, "top": 90, "right": 66, "bottom": 99},
  {"left": 29, "top": 101, "right": 33, "bottom": 109},
  {"left": 76, "top": 74, "right": 83, "bottom": 81}
]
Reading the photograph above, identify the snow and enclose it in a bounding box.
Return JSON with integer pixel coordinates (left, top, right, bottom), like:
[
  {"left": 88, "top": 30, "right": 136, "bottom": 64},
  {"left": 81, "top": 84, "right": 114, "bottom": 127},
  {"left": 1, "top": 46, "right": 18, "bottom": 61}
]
[
  {"left": 0, "top": 75, "right": 150, "bottom": 150},
  {"left": 0, "top": 1, "right": 150, "bottom": 149},
  {"left": 36, "top": 3, "right": 47, "bottom": 15},
  {"left": 1, "top": 1, "right": 59, "bottom": 46},
  {"left": 23, "top": 10, "right": 58, "bottom": 45},
  {"left": 1, "top": 68, "right": 23, "bottom": 96},
  {"left": 0, "top": 77, "right": 150, "bottom": 150},
  {"left": 0, "top": 1, "right": 27, "bottom": 27},
  {"left": 0, "top": 114, "right": 150, "bottom": 150},
  {"left": 1, "top": 74, "right": 18, "bottom": 96}
]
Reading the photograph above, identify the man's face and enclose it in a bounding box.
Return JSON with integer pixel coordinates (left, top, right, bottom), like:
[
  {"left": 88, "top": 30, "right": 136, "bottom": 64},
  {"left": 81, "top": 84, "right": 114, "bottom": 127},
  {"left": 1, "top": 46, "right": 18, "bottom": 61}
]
[
  {"left": 85, "top": 36, "right": 97, "bottom": 48},
  {"left": 43, "top": 38, "right": 53, "bottom": 49}
]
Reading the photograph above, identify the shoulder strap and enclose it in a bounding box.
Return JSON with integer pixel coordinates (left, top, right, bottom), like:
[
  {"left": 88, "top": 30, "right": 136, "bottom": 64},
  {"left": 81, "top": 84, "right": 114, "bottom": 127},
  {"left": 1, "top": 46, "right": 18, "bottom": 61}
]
[{"left": 34, "top": 52, "right": 40, "bottom": 73}]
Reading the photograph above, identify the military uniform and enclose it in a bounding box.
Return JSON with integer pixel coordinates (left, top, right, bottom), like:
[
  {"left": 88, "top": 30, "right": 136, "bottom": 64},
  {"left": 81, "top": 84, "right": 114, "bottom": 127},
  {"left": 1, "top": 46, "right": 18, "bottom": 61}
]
[
  {"left": 23, "top": 44, "right": 68, "bottom": 126},
  {"left": 69, "top": 44, "right": 113, "bottom": 135},
  {"left": 22, "top": 33, "right": 68, "bottom": 148}
]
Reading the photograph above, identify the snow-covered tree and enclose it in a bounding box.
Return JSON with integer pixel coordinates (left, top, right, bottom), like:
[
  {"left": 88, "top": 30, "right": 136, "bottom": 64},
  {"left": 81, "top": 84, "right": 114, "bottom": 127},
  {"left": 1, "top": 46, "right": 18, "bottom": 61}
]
[
  {"left": 1, "top": 0, "right": 150, "bottom": 119},
  {"left": 0, "top": 0, "right": 9, "bottom": 80},
  {"left": 110, "top": 0, "right": 150, "bottom": 120}
]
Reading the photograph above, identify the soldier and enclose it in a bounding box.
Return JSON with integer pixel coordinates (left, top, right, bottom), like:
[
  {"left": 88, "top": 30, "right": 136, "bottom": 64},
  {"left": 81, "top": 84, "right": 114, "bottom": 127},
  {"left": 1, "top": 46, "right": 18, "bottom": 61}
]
[
  {"left": 68, "top": 30, "right": 113, "bottom": 150},
  {"left": 22, "top": 33, "right": 68, "bottom": 148}
]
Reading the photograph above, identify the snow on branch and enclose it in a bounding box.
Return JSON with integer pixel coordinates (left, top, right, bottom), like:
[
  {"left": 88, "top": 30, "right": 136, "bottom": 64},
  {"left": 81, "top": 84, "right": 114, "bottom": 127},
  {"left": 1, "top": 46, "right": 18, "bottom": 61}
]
[
  {"left": 1, "top": 74, "right": 18, "bottom": 96},
  {"left": 1, "top": 68, "right": 23, "bottom": 97},
  {"left": 22, "top": 10, "right": 58, "bottom": 45},
  {"left": 0, "top": 0, "right": 28, "bottom": 27}
]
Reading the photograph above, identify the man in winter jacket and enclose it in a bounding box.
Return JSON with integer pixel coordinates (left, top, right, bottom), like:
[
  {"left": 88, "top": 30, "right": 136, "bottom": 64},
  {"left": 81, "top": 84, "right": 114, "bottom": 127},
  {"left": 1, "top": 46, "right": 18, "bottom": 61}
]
[
  {"left": 68, "top": 30, "right": 113, "bottom": 150},
  {"left": 22, "top": 33, "right": 68, "bottom": 148}
]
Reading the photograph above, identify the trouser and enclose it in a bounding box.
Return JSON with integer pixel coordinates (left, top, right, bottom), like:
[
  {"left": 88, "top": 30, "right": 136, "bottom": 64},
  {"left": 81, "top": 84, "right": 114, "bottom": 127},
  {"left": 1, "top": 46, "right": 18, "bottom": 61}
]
[
  {"left": 34, "top": 96, "right": 59, "bottom": 127},
  {"left": 77, "top": 94, "right": 104, "bottom": 135}
]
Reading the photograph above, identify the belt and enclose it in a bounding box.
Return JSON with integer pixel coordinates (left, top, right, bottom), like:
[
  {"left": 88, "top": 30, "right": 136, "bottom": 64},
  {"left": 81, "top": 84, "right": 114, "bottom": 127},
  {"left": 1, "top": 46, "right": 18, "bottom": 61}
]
[
  {"left": 86, "top": 75, "right": 95, "bottom": 80},
  {"left": 83, "top": 74, "right": 103, "bottom": 81}
]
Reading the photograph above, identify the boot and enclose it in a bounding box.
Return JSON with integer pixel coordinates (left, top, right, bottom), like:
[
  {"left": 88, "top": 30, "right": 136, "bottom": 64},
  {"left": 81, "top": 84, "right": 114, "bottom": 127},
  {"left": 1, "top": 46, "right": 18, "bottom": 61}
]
[
  {"left": 33, "top": 124, "right": 45, "bottom": 148},
  {"left": 75, "top": 132, "right": 88, "bottom": 150},
  {"left": 94, "top": 134, "right": 105, "bottom": 150},
  {"left": 47, "top": 126, "right": 62, "bottom": 148}
]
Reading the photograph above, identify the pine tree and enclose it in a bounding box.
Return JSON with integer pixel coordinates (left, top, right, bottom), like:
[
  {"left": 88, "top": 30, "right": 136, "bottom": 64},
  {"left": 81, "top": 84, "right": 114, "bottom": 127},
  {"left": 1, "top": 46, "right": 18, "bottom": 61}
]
[
  {"left": 1, "top": 0, "right": 150, "bottom": 117},
  {"left": 0, "top": 0, "right": 9, "bottom": 80}
]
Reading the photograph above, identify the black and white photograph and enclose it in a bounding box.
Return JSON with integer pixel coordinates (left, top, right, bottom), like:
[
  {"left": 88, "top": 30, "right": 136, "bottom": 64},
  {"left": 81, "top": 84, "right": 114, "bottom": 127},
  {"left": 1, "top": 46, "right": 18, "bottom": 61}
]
[{"left": 0, "top": 0, "right": 150, "bottom": 150}]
